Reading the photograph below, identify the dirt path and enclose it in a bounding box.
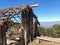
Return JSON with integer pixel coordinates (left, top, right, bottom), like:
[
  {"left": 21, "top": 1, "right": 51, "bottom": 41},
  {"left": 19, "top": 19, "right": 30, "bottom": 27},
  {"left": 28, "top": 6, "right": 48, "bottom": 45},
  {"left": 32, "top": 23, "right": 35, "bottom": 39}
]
[{"left": 29, "top": 36, "right": 60, "bottom": 45}]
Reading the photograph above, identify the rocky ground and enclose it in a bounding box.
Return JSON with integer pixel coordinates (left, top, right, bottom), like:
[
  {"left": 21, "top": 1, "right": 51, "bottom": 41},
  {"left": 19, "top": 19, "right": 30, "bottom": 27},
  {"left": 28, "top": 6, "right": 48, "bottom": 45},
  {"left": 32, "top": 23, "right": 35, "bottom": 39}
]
[
  {"left": 6, "top": 29, "right": 60, "bottom": 45},
  {"left": 6, "top": 28, "right": 22, "bottom": 45}
]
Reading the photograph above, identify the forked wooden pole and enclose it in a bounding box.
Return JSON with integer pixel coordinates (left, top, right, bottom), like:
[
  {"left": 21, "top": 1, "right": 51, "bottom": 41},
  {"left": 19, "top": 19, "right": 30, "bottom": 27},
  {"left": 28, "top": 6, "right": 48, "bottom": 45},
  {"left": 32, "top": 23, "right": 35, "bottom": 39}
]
[{"left": 20, "top": 6, "right": 34, "bottom": 45}]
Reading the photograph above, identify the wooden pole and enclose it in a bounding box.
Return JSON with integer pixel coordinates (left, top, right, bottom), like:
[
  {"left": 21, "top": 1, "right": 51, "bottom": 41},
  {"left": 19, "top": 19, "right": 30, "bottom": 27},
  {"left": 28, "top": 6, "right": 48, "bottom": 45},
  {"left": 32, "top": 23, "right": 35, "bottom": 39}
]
[
  {"left": 28, "top": 7, "right": 33, "bottom": 41},
  {"left": 34, "top": 16, "right": 38, "bottom": 38},
  {"left": 20, "top": 11, "right": 25, "bottom": 45},
  {"left": 33, "top": 15, "right": 40, "bottom": 38},
  {"left": 0, "top": 19, "right": 8, "bottom": 45},
  {"left": 23, "top": 8, "right": 29, "bottom": 45},
  {"left": 20, "top": 5, "right": 37, "bottom": 45},
  {"left": 20, "top": 7, "right": 29, "bottom": 45},
  {"left": 20, "top": 6, "right": 34, "bottom": 45},
  {"left": 0, "top": 21, "right": 2, "bottom": 45}
]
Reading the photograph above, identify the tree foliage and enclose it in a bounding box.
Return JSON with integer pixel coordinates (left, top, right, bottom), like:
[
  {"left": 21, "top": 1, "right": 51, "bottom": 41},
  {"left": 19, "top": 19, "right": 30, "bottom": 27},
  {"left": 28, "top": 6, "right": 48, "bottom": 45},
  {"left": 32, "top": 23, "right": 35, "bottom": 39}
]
[
  {"left": 7, "top": 20, "right": 20, "bottom": 30},
  {"left": 38, "top": 24, "right": 60, "bottom": 38}
]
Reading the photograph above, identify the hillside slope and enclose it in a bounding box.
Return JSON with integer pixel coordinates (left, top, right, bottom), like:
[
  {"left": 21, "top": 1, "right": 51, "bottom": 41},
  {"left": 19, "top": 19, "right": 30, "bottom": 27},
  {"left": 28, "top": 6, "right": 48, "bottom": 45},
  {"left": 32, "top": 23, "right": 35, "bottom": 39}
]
[{"left": 40, "top": 21, "right": 60, "bottom": 28}]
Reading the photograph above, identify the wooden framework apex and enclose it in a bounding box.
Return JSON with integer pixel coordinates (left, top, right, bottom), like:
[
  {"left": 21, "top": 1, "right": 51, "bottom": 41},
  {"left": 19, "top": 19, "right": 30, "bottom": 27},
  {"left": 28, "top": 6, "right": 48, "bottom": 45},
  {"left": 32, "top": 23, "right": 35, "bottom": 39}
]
[{"left": 0, "top": 4, "right": 39, "bottom": 14}]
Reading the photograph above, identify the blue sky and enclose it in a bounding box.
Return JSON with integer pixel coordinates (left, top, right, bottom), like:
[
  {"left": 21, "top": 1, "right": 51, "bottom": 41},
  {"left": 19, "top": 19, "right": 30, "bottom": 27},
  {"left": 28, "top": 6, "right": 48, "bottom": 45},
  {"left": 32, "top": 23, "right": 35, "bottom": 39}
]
[{"left": 0, "top": 0, "right": 60, "bottom": 22}]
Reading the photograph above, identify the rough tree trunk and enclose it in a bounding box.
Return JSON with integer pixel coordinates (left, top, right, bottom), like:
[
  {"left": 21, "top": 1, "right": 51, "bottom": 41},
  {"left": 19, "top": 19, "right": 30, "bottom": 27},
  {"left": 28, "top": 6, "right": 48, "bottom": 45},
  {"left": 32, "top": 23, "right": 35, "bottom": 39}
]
[{"left": 0, "top": 21, "right": 8, "bottom": 45}]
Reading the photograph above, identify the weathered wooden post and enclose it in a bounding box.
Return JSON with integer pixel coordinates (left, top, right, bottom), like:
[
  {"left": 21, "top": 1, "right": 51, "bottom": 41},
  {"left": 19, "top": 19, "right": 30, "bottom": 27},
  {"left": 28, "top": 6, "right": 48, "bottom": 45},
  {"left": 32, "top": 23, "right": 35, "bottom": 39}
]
[
  {"left": 20, "top": 7, "right": 29, "bottom": 45},
  {"left": 33, "top": 15, "right": 40, "bottom": 38},
  {"left": 34, "top": 16, "right": 38, "bottom": 38},
  {"left": 20, "top": 10, "right": 25, "bottom": 45},
  {"left": 0, "top": 4, "right": 39, "bottom": 45},
  {"left": 0, "top": 16, "right": 8, "bottom": 45},
  {"left": 27, "top": 6, "right": 34, "bottom": 41},
  {"left": 0, "top": 19, "right": 3, "bottom": 45},
  {"left": 20, "top": 5, "right": 39, "bottom": 45},
  {"left": 20, "top": 6, "right": 34, "bottom": 45}
]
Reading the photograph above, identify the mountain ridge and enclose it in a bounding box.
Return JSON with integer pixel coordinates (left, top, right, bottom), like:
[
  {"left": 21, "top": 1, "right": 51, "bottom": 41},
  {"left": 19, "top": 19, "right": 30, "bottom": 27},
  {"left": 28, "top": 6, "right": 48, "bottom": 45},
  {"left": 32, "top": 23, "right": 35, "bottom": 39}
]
[{"left": 40, "top": 21, "right": 60, "bottom": 28}]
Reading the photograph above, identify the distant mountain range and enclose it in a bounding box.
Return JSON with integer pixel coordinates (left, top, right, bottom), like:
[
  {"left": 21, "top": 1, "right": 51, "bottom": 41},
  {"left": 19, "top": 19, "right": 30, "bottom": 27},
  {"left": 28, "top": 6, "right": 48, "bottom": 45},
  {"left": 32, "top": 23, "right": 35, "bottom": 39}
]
[{"left": 40, "top": 21, "right": 60, "bottom": 28}]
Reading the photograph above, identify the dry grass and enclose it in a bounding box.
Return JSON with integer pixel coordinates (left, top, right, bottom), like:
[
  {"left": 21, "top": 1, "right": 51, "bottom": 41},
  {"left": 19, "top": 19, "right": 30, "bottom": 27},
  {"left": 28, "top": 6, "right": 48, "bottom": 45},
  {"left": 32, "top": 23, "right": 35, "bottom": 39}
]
[{"left": 40, "top": 41, "right": 60, "bottom": 45}]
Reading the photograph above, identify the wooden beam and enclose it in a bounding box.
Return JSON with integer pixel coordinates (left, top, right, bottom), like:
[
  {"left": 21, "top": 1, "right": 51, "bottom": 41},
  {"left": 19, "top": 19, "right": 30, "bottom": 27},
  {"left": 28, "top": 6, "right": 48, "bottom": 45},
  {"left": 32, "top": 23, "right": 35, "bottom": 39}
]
[
  {"left": 0, "top": 4, "right": 39, "bottom": 14},
  {"left": 36, "top": 37, "right": 60, "bottom": 43}
]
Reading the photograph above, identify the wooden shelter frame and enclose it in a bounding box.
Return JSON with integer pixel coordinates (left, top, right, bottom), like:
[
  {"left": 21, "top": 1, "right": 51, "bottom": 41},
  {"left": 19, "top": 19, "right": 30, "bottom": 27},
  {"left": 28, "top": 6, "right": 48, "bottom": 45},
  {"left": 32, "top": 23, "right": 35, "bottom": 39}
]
[{"left": 0, "top": 4, "right": 40, "bottom": 45}]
